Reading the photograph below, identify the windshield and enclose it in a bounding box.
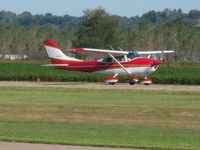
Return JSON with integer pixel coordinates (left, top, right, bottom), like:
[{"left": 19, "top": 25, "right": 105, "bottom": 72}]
[{"left": 127, "top": 51, "right": 141, "bottom": 59}]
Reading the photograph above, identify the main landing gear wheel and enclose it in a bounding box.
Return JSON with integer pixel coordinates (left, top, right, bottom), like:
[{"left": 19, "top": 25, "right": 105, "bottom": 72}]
[
  {"left": 125, "top": 77, "right": 139, "bottom": 85},
  {"left": 108, "top": 82, "right": 116, "bottom": 85},
  {"left": 129, "top": 81, "right": 136, "bottom": 85},
  {"left": 104, "top": 77, "right": 119, "bottom": 85},
  {"left": 144, "top": 83, "right": 150, "bottom": 86}
]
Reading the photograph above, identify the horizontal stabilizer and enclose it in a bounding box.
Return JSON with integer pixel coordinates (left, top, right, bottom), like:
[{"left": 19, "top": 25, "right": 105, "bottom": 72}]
[{"left": 42, "top": 64, "right": 69, "bottom": 67}]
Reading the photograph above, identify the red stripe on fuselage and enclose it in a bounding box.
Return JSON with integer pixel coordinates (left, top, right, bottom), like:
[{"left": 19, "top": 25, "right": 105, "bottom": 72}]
[{"left": 50, "top": 57, "right": 153, "bottom": 72}]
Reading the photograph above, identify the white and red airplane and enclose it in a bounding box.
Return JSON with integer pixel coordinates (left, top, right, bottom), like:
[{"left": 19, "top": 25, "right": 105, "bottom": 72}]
[{"left": 43, "top": 39, "right": 174, "bottom": 85}]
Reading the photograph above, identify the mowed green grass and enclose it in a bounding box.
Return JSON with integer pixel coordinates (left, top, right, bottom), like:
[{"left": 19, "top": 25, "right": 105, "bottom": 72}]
[{"left": 0, "top": 87, "right": 200, "bottom": 149}]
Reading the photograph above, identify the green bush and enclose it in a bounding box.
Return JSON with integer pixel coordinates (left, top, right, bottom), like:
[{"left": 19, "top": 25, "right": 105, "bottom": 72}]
[
  {"left": 150, "top": 63, "right": 200, "bottom": 85},
  {"left": 0, "top": 61, "right": 200, "bottom": 85}
]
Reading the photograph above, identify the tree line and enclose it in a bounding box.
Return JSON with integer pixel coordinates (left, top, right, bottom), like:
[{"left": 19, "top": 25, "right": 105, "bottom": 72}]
[{"left": 0, "top": 8, "right": 200, "bottom": 61}]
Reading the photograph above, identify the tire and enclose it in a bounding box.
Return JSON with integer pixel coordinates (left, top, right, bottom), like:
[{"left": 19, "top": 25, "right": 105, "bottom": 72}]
[
  {"left": 144, "top": 83, "right": 150, "bottom": 86},
  {"left": 108, "top": 82, "right": 115, "bottom": 85},
  {"left": 129, "top": 81, "right": 136, "bottom": 85}
]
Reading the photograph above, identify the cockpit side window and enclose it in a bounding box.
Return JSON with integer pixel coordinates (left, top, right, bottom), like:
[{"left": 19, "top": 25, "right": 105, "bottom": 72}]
[
  {"left": 101, "top": 52, "right": 141, "bottom": 63},
  {"left": 105, "top": 57, "right": 113, "bottom": 62},
  {"left": 103, "top": 56, "right": 125, "bottom": 62}
]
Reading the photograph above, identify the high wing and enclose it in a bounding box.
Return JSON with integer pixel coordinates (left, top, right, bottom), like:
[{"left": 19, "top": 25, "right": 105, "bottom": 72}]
[
  {"left": 136, "top": 50, "right": 174, "bottom": 54},
  {"left": 70, "top": 48, "right": 174, "bottom": 58},
  {"left": 69, "top": 48, "right": 128, "bottom": 59},
  {"left": 71, "top": 48, "right": 128, "bottom": 55}
]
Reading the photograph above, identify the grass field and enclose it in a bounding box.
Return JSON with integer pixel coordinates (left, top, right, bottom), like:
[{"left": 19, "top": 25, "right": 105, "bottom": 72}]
[
  {"left": 0, "top": 61, "right": 200, "bottom": 84},
  {"left": 0, "top": 87, "right": 200, "bottom": 149}
]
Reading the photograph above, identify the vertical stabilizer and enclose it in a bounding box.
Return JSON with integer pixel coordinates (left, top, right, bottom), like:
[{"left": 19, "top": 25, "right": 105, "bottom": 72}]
[{"left": 43, "top": 39, "right": 79, "bottom": 61}]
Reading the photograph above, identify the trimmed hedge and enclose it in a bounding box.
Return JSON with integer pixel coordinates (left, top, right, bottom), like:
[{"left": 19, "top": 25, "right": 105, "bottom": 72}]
[
  {"left": 150, "top": 63, "right": 200, "bottom": 85},
  {"left": 0, "top": 61, "right": 105, "bottom": 82},
  {"left": 0, "top": 61, "right": 200, "bottom": 85}
]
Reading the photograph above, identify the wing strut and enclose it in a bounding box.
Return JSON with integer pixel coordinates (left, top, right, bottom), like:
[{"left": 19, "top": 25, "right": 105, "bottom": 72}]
[{"left": 108, "top": 53, "right": 131, "bottom": 75}]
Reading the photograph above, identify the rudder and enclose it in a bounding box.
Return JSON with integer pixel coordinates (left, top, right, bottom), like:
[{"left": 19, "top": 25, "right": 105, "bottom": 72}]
[{"left": 43, "top": 39, "right": 79, "bottom": 61}]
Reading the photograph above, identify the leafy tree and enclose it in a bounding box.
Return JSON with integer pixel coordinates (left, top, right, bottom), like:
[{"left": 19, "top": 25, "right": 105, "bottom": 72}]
[
  {"left": 0, "top": 9, "right": 200, "bottom": 61},
  {"left": 74, "top": 7, "right": 126, "bottom": 48}
]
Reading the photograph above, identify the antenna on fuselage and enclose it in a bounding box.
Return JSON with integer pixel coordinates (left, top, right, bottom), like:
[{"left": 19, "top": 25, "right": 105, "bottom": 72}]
[
  {"left": 109, "top": 45, "right": 114, "bottom": 50},
  {"left": 118, "top": 47, "right": 123, "bottom": 51}
]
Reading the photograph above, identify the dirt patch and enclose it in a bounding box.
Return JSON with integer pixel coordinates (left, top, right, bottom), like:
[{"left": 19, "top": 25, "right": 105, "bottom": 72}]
[
  {"left": 178, "top": 111, "right": 194, "bottom": 117},
  {"left": 1, "top": 106, "right": 200, "bottom": 128},
  {"left": 0, "top": 142, "right": 139, "bottom": 150},
  {"left": 0, "top": 81, "right": 200, "bottom": 92}
]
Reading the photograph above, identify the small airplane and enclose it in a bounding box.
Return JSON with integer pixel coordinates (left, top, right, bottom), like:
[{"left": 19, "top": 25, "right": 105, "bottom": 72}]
[{"left": 43, "top": 39, "right": 174, "bottom": 85}]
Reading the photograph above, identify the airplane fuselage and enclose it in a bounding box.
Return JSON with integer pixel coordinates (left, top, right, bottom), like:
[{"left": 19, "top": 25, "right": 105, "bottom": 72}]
[{"left": 50, "top": 57, "right": 159, "bottom": 77}]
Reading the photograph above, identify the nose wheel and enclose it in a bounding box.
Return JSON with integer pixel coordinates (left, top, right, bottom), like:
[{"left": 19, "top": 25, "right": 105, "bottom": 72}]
[{"left": 142, "top": 77, "right": 152, "bottom": 86}]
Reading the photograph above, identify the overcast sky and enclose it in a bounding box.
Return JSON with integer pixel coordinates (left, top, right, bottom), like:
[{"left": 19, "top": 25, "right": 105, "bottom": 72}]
[{"left": 0, "top": 0, "right": 199, "bottom": 17}]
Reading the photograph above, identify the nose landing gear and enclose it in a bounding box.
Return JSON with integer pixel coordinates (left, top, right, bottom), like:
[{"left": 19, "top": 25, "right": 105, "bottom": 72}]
[{"left": 142, "top": 77, "right": 152, "bottom": 86}]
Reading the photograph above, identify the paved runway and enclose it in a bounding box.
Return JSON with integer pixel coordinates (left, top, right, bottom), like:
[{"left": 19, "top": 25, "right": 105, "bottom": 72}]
[
  {"left": 0, "top": 142, "right": 140, "bottom": 150},
  {"left": 0, "top": 81, "right": 199, "bottom": 92}
]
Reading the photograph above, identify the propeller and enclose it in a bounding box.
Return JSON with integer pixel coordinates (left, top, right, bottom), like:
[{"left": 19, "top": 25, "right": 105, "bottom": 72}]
[
  {"left": 151, "top": 59, "right": 162, "bottom": 67},
  {"left": 160, "top": 51, "right": 164, "bottom": 61}
]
